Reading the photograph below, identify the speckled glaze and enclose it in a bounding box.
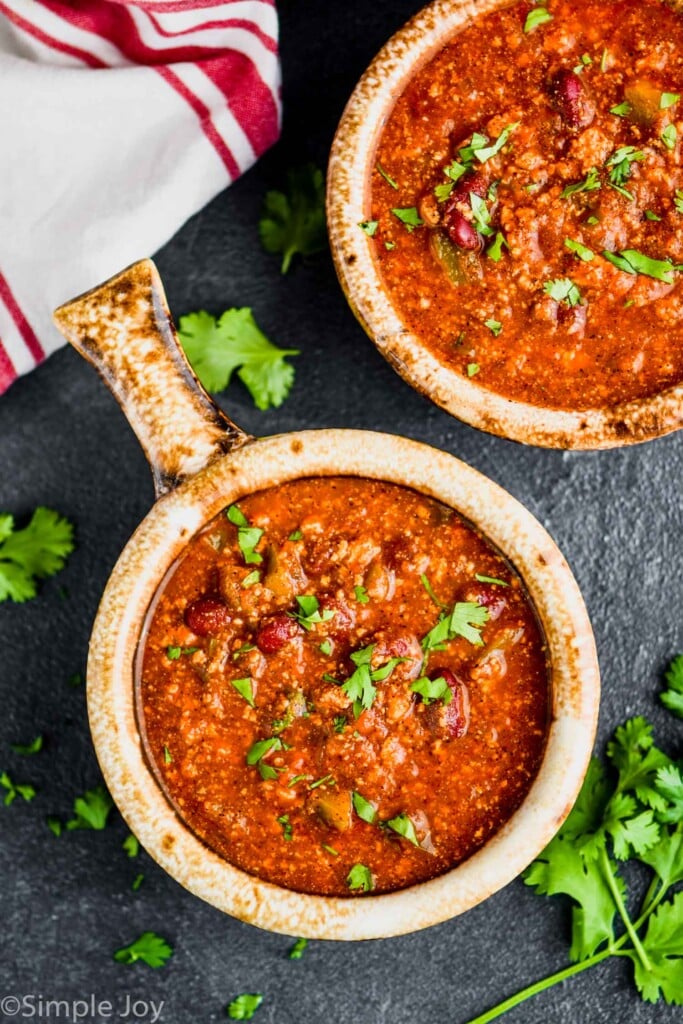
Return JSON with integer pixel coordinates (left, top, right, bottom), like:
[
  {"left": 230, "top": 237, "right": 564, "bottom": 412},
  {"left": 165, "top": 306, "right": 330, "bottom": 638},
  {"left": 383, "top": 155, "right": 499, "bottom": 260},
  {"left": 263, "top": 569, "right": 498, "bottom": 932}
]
[
  {"left": 327, "top": 0, "right": 683, "bottom": 449},
  {"left": 53, "top": 259, "right": 599, "bottom": 939}
]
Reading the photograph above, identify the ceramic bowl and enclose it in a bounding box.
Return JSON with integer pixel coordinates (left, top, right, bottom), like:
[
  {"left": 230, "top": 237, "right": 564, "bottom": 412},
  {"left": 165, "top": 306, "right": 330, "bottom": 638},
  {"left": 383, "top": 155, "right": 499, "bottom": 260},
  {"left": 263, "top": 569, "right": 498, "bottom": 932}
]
[
  {"left": 53, "top": 258, "right": 599, "bottom": 939},
  {"left": 327, "top": 0, "right": 683, "bottom": 449}
]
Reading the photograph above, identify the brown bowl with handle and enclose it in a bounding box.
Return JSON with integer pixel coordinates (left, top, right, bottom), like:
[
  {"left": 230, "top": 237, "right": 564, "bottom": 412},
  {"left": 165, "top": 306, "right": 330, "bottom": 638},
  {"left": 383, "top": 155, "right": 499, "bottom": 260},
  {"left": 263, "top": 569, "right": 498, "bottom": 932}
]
[
  {"left": 53, "top": 258, "right": 599, "bottom": 939},
  {"left": 327, "top": 0, "right": 683, "bottom": 449}
]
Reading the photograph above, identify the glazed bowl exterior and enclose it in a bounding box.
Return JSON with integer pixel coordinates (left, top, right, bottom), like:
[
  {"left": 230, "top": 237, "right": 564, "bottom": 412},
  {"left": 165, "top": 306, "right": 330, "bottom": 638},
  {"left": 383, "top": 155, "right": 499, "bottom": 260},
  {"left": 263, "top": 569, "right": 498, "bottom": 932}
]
[
  {"left": 327, "top": 0, "right": 683, "bottom": 449},
  {"left": 53, "top": 260, "right": 600, "bottom": 940}
]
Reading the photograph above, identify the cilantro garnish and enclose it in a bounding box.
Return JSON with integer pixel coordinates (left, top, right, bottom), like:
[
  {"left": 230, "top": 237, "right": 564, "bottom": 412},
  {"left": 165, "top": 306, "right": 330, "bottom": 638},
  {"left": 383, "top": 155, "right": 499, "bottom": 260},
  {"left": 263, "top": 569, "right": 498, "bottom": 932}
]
[
  {"left": 290, "top": 595, "right": 335, "bottom": 630},
  {"left": 564, "top": 237, "right": 595, "bottom": 262},
  {"left": 523, "top": 6, "right": 553, "bottom": 32},
  {"left": 645, "top": 210, "right": 662, "bottom": 222},
  {"left": 319, "top": 639, "right": 333, "bottom": 656},
  {"left": 602, "top": 249, "right": 677, "bottom": 284},
  {"left": 469, "top": 193, "right": 494, "bottom": 236},
  {"left": 486, "top": 231, "right": 508, "bottom": 262},
  {"left": 420, "top": 573, "right": 447, "bottom": 608},
  {"left": 289, "top": 938, "right": 308, "bottom": 960},
  {"left": 246, "top": 737, "right": 283, "bottom": 780},
  {"left": 560, "top": 168, "right": 601, "bottom": 198},
  {"left": 122, "top": 834, "right": 139, "bottom": 859},
  {"left": 0, "top": 771, "right": 36, "bottom": 806},
  {"left": 610, "top": 102, "right": 632, "bottom": 117},
  {"left": 178, "top": 309, "right": 298, "bottom": 410},
  {"left": 230, "top": 676, "right": 255, "bottom": 708},
  {"left": 166, "top": 645, "right": 199, "bottom": 660},
  {"left": 676, "top": 190, "right": 683, "bottom": 214},
  {"left": 410, "top": 675, "right": 453, "bottom": 706},
  {"left": 391, "top": 207, "right": 424, "bottom": 231},
  {"left": 132, "top": 874, "right": 144, "bottom": 892},
  {"left": 66, "top": 785, "right": 113, "bottom": 830},
  {"left": 114, "top": 932, "right": 173, "bottom": 968},
  {"left": 662, "top": 124, "right": 678, "bottom": 151},
  {"left": 376, "top": 163, "right": 399, "bottom": 189},
  {"left": 606, "top": 146, "right": 645, "bottom": 200},
  {"left": 277, "top": 813, "right": 293, "bottom": 840},
  {"left": 661, "top": 92, "right": 680, "bottom": 109},
  {"left": 475, "top": 573, "right": 509, "bottom": 586},
  {"left": 259, "top": 164, "right": 326, "bottom": 273},
  {"left": 347, "top": 863, "right": 374, "bottom": 893},
  {"left": 460, "top": 658, "right": 683, "bottom": 1022},
  {"left": 460, "top": 123, "right": 519, "bottom": 164},
  {"left": 484, "top": 318, "right": 502, "bottom": 336},
  {"left": 422, "top": 601, "right": 489, "bottom": 657},
  {"left": 544, "top": 278, "right": 582, "bottom": 307},
  {"left": 386, "top": 812, "right": 421, "bottom": 847},
  {"left": 227, "top": 504, "right": 264, "bottom": 565},
  {"left": 359, "top": 220, "right": 378, "bottom": 237},
  {"left": 11, "top": 735, "right": 43, "bottom": 755},
  {"left": 661, "top": 655, "right": 683, "bottom": 718},
  {"left": 309, "top": 774, "right": 335, "bottom": 790},
  {"left": 354, "top": 585, "right": 369, "bottom": 604},
  {"left": 333, "top": 715, "right": 346, "bottom": 734},
  {"left": 322, "top": 843, "right": 339, "bottom": 856},
  {"left": 233, "top": 643, "right": 256, "bottom": 660},
  {"left": 338, "top": 644, "right": 408, "bottom": 718},
  {"left": 467, "top": 363, "right": 480, "bottom": 377},
  {"left": 0, "top": 507, "right": 74, "bottom": 603},
  {"left": 47, "top": 816, "right": 62, "bottom": 836},
  {"left": 352, "top": 790, "right": 378, "bottom": 824}
]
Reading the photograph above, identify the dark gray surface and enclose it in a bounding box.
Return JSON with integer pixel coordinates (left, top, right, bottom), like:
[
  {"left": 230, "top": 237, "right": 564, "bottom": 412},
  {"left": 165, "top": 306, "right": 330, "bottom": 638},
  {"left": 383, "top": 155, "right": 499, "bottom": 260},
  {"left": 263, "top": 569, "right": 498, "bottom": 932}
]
[{"left": 0, "top": 2, "right": 681, "bottom": 1022}]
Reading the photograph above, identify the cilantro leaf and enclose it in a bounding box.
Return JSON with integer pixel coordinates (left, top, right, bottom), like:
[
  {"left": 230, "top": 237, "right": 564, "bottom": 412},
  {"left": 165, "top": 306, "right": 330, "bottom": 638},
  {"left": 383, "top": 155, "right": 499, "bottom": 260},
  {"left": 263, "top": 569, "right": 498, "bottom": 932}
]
[
  {"left": 410, "top": 675, "right": 453, "bottom": 705},
  {"left": 607, "top": 716, "right": 672, "bottom": 810},
  {"left": 122, "top": 834, "right": 139, "bottom": 859},
  {"left": 227, "top": 505, "right": 264, "bottom": 565},
  {"left": 0, "top": 771, "right": 36, "bottom": 806},
  {"left": 602, "top": 249, "right": 677, "bottom": 284},
  {"left": 66, "top": 785, "right": 113, "bottom": 830},
  {"left": 290, "top": 595, "right": 335, "bottom": 630},
  {"left": 565, "top": 237, "right": 595, "bottom": 262},
  {"left": 114, "top": 932, "right": 173, "bottom": 968},
  {"left": 661, "top": 656, "right": 683, "bottom": 718},
  {"left": 544, "top": 278, "right": 582, "bottom": 307},
  {"left": 352, "top": 790, "right": 378, "bottom": 824},
  {"left": 391, "top": 207, "right": 424, "bottom": 231},
  {"left": 386, "top": 812, "right": 421, "bottom": 847},
  {"left": 560, "top": 167, "right": 601, "bottom": 198},
  {"left": 524, "top": 833, "right": 623, "bottom": 961},
  {"left": 178, "top": 309, "right": 298, "bottom": 410},
  {"left": 641, "top": 824, "right": 683, "bottom": 889},
  {"left": 10, "top": 735, "right": 43, "bottom": 756},
  {"left": 633, "top": 893, "right": 683, "bottom": 1003},
  {"left": 259, "top": 164, "right": 326, "bottom": 273},
  {"left": 524, "top": 6, "right": 553, "bottom": 31},
  {"left": 655, "top": 765, "right": 683, "bottom": 824},
  {"left": 246, "top": 737, "right": 282, "bottom": 766},
  {"left": 347, "top": 863, "right": 374, "bottom": 892},
  {"left": 0, "top": 507, "right": 74, "bottom": 603},
  {"left": 289, "top": 937, "right": 308, "bottom": 960},
  {"left": 230, "top": 676, "right": 256, "bottom": 708}
]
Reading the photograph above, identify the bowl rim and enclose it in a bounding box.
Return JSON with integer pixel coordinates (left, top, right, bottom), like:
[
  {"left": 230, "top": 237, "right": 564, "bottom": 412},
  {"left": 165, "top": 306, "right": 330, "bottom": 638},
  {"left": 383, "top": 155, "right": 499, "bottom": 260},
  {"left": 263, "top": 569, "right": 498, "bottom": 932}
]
[
  {"left": 87, "top": 426, "right": 600, "bottom": 940},
  {"left": 326, "top": 0, "right": 683, "bottom": 450}
]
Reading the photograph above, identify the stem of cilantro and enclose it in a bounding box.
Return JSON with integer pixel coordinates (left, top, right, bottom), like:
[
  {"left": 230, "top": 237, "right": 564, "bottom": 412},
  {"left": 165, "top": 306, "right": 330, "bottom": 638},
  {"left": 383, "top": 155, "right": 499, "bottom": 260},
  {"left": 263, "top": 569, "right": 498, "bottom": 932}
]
[
  {"left": 461, "top": 949, "right": 613, "bottom": 1024},
  {"left": 599, "top": 847, "right": 651, "bottom": 973}
]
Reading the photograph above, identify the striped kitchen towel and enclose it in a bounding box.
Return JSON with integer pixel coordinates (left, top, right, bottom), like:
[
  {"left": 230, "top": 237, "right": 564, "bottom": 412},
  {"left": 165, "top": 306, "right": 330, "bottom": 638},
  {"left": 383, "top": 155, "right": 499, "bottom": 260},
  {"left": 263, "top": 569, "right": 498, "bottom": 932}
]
[{"left": 0, "top": 0, "right": 281, "bottom": 394}]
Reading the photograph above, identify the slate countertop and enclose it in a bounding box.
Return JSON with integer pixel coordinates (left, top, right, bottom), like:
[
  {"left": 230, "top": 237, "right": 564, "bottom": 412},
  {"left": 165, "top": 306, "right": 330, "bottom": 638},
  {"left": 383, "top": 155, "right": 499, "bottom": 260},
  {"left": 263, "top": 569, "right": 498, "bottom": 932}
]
[{"left": 1, "top": 2, "right": 681, "bottom": 1022}]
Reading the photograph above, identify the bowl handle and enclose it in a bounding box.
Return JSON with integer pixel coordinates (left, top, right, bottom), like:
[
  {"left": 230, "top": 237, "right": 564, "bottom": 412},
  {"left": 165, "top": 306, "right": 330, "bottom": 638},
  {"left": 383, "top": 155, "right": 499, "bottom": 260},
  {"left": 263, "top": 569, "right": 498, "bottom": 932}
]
[{"left": 53, "top": 259, "right": 251, "bottom": 497}]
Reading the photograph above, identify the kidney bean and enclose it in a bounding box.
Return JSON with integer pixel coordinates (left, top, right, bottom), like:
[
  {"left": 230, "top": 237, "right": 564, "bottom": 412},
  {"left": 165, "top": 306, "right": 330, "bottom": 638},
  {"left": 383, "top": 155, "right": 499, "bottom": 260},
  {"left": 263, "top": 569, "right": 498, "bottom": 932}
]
[
  {"left": 184, "top": 596, "right": 231, "bottom": 637},
  {"left": 443, "top": 208, "right": 480, "bottom": 250},
  {"left": 424, "top": 668, "right": 470, "bottom": 740},
  {"left": 550, "top": 69, "right": 595, "bottom": 129},
  {"left": 256, "top": 613, "right": 301, "bottom": 653},
  {"left": 450, "top": 171, "right": 488, "bottom": 204}
]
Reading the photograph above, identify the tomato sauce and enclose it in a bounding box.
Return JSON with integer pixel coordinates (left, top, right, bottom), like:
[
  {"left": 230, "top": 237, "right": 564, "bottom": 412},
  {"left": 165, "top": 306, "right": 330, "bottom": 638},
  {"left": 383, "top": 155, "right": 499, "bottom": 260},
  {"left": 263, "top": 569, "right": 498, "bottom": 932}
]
[
  {"left": 137, "top": 477, "right": 549, "bottom": 896},
  {"left": 371, "top": 0, "right": 683, "bottom": 411}
]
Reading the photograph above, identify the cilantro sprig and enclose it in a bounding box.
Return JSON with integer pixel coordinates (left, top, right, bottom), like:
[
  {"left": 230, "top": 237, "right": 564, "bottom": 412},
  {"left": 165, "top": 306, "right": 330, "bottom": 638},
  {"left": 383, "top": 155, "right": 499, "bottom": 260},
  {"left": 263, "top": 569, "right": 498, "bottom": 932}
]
[
  {"left": 178, "top": 309, "right": 298, "bottom": 410},
  {"left": 0, "top": 507, "right": 74, "bottom": 603},
  {"left": 337, "top": 643, "right": 409, "bottom": 718},
  {"left": 113, "top": 932, "right": 173, "bottom": 968},
  {"left": 259, "top": 164, "right": 326, "bottom": 273},
  {"left": 290, "top": 595, "right": 335, "bottom": 631},
  {"left": 461, "top": 657, "right": 683, "bottom": 1023},
  {"left": 421, "top": 600, "right": 489, "bottom": 659},
  {"left": 227, "top": 505, "right": 264, "bottom": 564}
]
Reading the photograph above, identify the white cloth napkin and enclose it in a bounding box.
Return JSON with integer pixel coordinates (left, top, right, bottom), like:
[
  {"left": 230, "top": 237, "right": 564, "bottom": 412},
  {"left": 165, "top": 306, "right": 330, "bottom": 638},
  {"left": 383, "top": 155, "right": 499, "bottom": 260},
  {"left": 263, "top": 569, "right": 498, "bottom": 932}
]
[{"left": 0, "top": 0, "right": 281, "bottom": 393}]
